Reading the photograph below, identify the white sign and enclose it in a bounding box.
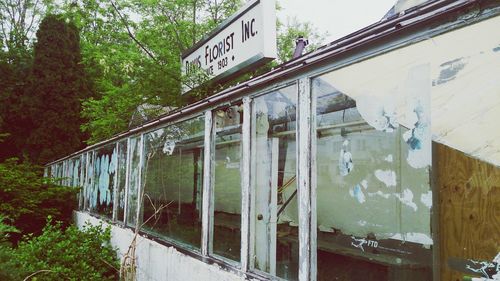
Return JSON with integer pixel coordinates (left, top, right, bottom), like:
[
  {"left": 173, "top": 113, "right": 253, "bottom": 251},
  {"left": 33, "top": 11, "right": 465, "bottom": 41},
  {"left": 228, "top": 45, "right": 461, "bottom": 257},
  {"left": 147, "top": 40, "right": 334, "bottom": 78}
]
[{"left": 181, "top": 0, "right": 277, "bottom": 94}]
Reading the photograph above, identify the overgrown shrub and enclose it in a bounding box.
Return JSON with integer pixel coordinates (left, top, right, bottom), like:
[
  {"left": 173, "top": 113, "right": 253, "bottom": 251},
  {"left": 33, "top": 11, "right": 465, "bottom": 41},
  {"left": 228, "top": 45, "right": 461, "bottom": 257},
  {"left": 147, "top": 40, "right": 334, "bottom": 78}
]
[
  {"left": 1, "top": 219, "right": 119, "bottom": 280},
  {"left": 0, "top": 158, "right": 77, "bottom": 242}
]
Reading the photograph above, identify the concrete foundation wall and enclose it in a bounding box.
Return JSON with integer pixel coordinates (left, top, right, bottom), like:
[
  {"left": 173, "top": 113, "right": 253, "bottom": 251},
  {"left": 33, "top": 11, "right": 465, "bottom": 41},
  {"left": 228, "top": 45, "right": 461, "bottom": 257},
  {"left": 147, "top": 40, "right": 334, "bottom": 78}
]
[{"left": 74, "top": 211, "right": 248, "bottom": 281}]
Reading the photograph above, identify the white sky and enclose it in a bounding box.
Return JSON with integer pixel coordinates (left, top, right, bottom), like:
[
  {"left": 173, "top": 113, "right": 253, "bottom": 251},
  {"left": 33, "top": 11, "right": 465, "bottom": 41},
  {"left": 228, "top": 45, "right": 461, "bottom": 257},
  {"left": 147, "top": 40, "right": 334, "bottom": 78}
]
[{"left": 277, "top": 0, "right": 397, "bottom": 44}]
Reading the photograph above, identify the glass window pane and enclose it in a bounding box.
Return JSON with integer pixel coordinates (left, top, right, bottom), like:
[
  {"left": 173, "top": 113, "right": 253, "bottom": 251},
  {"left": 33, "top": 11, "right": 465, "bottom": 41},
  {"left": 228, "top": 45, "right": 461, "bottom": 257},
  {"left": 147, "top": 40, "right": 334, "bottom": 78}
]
[
  {"left": 127, "top": 136, "right": 142, "bottom": 226},
  {"left": 78, "top": 153, "right": 87, "bottom": 210},
  {"left": 56, "top": 162, "right": 63, "bottom": 184},
  {"left": 84, "top": 151, "right": 94, "bottom": 211},
  {"left": 313, "top": 67, "right": 432, "bottom": 280},
  {"left": 71, "top": 157, "right": 80, "bottom": 188},
  {"left": 116, "top": 140, "right": 128, "bottom": 222},
  {"left": 213, "top": 104, "right": 243, "bottom": 261},
  {"left": 251, "top": 86, "right": 299, "bottom": 280},
  {"left": 141, "top": 115, "right": 205, "bottom": 250},
  {"left": 90, "top": 143, "right": 117, "bottom": 219}
]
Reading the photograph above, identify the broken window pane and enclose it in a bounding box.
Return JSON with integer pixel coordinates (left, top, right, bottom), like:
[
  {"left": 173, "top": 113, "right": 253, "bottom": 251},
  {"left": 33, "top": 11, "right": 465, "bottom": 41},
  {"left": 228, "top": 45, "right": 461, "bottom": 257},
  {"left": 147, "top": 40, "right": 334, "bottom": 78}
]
[
  {"left": 313, "top": 69, "right": 432, "bottom": 280},
  {"left": 141, "top": 115, "right": 205, "bottom": 250},
  {"left": 212, "top": 104, "right": 243, "bottom": 261},
  {"left": 251, "top": 86, "right": 299, "bottom": 280}
]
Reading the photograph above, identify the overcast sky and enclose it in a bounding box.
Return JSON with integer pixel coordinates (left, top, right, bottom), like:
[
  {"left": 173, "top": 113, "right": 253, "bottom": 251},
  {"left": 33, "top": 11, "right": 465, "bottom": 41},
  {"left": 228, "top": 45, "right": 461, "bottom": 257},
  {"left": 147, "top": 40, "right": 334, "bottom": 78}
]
[{"left": 277, "top": 0, "right": 397, "bottom": 44}]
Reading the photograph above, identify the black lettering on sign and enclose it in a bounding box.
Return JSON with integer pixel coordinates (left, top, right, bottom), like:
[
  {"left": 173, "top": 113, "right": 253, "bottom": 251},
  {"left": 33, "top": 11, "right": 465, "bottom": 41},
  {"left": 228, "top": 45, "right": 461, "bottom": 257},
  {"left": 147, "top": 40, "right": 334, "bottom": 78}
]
[
  {"left": 185, "top": 55, "right": 201, "bottom": 75},
  {"left": 241, "top": 18, "right": 257, "bottom": 43},
  {"left": 204, "top": 32, "right": 235, "bottom": 65}
]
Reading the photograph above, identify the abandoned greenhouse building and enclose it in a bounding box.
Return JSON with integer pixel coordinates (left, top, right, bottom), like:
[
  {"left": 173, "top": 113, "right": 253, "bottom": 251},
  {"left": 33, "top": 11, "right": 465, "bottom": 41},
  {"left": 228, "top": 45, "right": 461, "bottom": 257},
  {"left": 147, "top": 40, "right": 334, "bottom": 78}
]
[{"left": 45, "top": 0, "right": 500, "bottom": 280}]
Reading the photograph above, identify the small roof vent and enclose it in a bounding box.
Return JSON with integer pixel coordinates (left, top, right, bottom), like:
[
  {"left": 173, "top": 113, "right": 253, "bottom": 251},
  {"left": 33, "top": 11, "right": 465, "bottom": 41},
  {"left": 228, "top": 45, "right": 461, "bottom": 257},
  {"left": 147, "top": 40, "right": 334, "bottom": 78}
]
[{"left": 293, "top": 36, "right": 309, "bottom": 59}]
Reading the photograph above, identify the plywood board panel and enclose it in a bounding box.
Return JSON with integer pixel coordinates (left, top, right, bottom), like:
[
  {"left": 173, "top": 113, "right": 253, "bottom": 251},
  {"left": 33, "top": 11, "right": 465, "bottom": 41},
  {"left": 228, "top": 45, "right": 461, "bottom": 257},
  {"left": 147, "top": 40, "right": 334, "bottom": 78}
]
[{"left": 437, "top": 143, "right": 500, "bottom": 280}]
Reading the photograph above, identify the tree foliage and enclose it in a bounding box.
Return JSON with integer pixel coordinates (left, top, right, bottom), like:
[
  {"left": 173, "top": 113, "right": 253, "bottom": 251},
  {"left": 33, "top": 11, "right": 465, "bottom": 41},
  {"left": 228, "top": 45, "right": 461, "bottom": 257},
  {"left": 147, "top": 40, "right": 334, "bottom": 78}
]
[
  {"left": 0, "top": 0, "right": 55, "bottom": 58},
  {"left": 1, "top": 0, "right": 326, "bottom": 149},
  {"left": 0, "top": 158, "right": 77, "bottom": 242},
  {"left": 25, "top": 14, "right": 92, "bottom": 164},
  {"left": 56, "top": 0, "right": 243, "bottom": 143},
  {"left": 0, "top": 220, "right": 119, "bottom": 281},
  {"left": 277, "top": 16, "right": 327, "bottom": 63}
]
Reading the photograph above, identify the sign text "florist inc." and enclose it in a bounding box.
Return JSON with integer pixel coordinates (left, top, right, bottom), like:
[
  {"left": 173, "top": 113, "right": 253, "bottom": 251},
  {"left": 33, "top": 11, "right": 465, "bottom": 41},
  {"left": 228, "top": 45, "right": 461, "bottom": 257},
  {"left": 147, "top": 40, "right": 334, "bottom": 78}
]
[{"left": 181, "top": 0, "right": 277, "bottom": 94}]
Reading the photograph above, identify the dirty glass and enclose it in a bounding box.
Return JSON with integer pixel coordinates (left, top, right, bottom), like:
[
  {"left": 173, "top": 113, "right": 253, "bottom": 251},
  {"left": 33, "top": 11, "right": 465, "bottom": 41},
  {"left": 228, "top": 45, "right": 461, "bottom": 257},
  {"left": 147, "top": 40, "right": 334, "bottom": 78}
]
[
  {"left": 116, "top": 140, "right": 128, "bottom": 222},
  {"left": 63, "top": 160, "right": 70, "bottom": 186},
  {"left": 251, "top": 86, "right": 299, "bottom": 280},
  {"left": 90, "top": 143, "right": 117, "bottom": 219},
  {"left": 49, "top": 164, "right": 55, "bottom": 178},
  {"left": 84, "top": 151, "right": 94, "bottom": 211},
  {"left": 313, "top": 68, "right": 432, "bottom": 280},
  {"left": 212, "top": 104, "right": 243, "bottom": 261},
  {"left": 127, "top": 136, "right": 142, "bottom": 226},
  {"left": 55, "top": 162, "right": 63, "bottom": 185},
  {"left": 70, "top": 157, "right": 80, "bottom": 188},
  {"left": 141, "top": 115, "right": 205, "bottom": 250},
  {"left": 78, "top": 153, "right": 87, "bottom": 210},
  {"left": 68, "top": 156, "right": 80, "bottom": 209}
]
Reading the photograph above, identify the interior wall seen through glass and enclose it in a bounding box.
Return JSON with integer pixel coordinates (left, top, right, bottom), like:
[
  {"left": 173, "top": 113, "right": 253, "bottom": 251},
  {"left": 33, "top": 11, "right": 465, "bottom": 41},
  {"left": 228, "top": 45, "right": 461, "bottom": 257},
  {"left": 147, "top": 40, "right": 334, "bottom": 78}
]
[
  {"left": 313, "top": 75, "right": 432, "bottom": 280},
  {"left": 251, "top": 86, "right": 299, "bottom": 280},
  {"left": 141, "top": 115, "right": 205, "bottom": 250}
]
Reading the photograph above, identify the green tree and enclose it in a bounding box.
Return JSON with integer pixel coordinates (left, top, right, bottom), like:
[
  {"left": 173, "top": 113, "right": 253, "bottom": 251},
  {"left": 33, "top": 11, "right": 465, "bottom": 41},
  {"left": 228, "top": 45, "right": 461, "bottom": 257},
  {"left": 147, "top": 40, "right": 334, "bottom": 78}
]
[
  {"left": 277, "top": 16, "right": 327, "bottom": 63},
  {"left": 0, "top": 0, "right": 56, "bottom": 58},
  {"left": 0, "top": 158, "right": 77, "bottom": 242},
  {"left": 54, "top": 0, "right": 323, "bottom": 145},
  {"left": 0, "top": 39, "right": 33, "bottom": 162},
  {"left": 57, "top": 0, "right": 243, "bottom": 144},
  {"left": 0, "top": 220, "right": 119, "bottom": 281},
  {"left": 25, "top": 14, "right": 91, "bottom": 164}
]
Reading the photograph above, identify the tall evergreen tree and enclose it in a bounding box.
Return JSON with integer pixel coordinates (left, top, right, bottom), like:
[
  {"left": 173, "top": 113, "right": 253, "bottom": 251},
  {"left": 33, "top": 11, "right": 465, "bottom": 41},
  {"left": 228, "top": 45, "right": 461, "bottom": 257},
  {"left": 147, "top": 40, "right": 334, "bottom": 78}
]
[{"left": 25, "top": 14, "right": 91, "bottom": 164}]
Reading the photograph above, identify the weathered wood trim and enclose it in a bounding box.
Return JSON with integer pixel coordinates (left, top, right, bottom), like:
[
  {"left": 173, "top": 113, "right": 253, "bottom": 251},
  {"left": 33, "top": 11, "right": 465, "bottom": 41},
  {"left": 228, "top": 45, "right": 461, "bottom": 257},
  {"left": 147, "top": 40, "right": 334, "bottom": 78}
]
[
  {"left": 241, "top": 97, "right": 252, "bottom": 271},
  {"left": 309, "top": 77, "right": 318, "bottom": 281},
  {"left": 297, "top": 78, "right": 315, "bottom": 281},
  {"left": 123, "top": 138, "right": 131, "bottom": 226},
  {"left": 112, "top": 142, "right": 119, "bottom": 222},
  {"left": 202, "top": 110, "right": 215, "bottom": 256},
  {"left": 135, "top": 133, "right": 144, "bottom": 226}
]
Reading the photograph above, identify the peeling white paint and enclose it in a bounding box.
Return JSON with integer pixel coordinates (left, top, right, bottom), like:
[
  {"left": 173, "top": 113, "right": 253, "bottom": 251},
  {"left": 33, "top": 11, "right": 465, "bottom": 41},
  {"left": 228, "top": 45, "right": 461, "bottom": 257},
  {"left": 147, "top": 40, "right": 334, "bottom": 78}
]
[
  {"left": 360, "top": 180, "right": 368, "bottom": 190},
  {"left": 390, "top": 232, "right": 433, "bottom": 245},
  {"left": 339, "top": 139, "right": 354, "bottom": 176},
  {"left": 374, "top": 169, "right": 397, "bottom": 187},
  {"left": 384, "top": 154, "right": 393, "bottom": 163},
  {"left": 349, "top": 184, "right": 366, "bottom": 203},
  {"left": 420, "top": 191, "right": 432, "bottom": 209},
  {"left": 355, "top": 95, "right": 398, "bottom": 132},
  {"left": 395, "top": 189, "right": 418, "bottom": 211},
  {"left": 163, "top": 140, "right": 176, "bottom": 155},
  {"left": 402, "top": 94, "right": 431, "bottom": 169},
  {"left": 367, "top": 191, "right": 391, "bottom": 199},
  {"left": 319, "top": 15, "right": 500, "bottom": 167},
  {"left": 318, "top": 224, "right": 334, "bottom": 232}
]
